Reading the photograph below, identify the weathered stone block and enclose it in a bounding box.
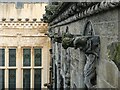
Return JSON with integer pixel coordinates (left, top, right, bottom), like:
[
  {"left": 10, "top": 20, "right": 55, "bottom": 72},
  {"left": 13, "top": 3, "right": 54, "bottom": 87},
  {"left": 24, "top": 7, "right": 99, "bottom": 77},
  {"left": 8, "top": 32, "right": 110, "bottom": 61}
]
[
  {"left": 105, "top": 61, "right": 118, "bottom": 87},
  {"left": 97, "top": 77, "right": 116, "bottom": 88},
  {"left": 90, "top": 8, "right": 118, "bottom": 23},
  {"left": 93, "top": 22, "right": 118, "bottom": 36},
  {"left": 118, "top": 72, "right": 120, "bottom": 89},
  {"left": 97, "top": 60, "right": 118, "bottom": 88}
]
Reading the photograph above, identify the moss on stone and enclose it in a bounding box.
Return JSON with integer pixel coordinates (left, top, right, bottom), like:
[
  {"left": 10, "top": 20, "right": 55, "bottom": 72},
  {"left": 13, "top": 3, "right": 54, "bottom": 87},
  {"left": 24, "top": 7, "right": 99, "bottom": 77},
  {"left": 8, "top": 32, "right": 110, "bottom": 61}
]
[
  {"left": 62, "top": 37, "right": 74, "bottom": 49},
  {"left": 108, "top": 42, "right": 120, "bottom": 70}
]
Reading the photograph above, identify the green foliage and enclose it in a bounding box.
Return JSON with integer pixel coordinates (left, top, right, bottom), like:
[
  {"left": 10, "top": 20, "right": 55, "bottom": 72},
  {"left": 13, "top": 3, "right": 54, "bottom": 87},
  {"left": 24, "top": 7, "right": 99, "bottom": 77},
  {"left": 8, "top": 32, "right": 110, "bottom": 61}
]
[{"left": 108, "top": 42, "right": 120, "bottom": 70}]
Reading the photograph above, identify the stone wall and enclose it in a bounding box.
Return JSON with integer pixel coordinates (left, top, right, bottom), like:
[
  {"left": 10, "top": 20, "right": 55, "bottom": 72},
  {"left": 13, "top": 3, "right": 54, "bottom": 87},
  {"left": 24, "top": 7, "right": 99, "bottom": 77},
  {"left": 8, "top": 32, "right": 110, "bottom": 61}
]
[
  {"left": 0, "top": 2, "right": 50, "bottom": 88},
  {"left": 44, "top": 1, "right": 120, "bottom": 89},
  {"left": 0, "top": 2, "right": 47, "bottom": 21}
]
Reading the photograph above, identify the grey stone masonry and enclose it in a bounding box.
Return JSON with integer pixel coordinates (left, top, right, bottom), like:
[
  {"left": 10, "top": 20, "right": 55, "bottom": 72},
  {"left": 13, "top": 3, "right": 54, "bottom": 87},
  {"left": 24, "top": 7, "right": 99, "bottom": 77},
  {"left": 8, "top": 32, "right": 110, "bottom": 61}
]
[{"left": 43, "top": 1, "right": 120, "bottom": 89}]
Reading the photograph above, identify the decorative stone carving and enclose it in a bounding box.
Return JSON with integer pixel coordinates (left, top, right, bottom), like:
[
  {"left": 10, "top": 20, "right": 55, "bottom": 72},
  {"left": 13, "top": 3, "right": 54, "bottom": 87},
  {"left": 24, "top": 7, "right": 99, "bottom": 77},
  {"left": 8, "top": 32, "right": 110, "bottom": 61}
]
[
  {"left": 25, "top": 18, "right": 29, "bottom": 22},
  {"left": 48, "top": 26, "right": 87, "bottom": 49},
  {"left": 18, "top": 18, "right": 22, "bottom": 21},
  {"left": 64, "top": 49, "right": 71, "bottom": 89},
  {"left": 43, "top": 2, "right": 120, "bottom": 26},
  {"left": 10, "top": 18, "right": 14, "bottom": 21},
  {"left": 47, "top": 22, "right": 100, "bottom": 88},
  {"left": 0, "top": 22, "right": 47, "bottom": 29},
  {"left": 83, "top": 21, "right": 100, "bottom": 88},
  {"left": 62, "top": 33, "right": 74, "bottom": 49},
  {"left": 59, "top": 22, "right": 100, "bottom": 88},
  {"left": 43, "top": 3, "right": 62, "bottom": 23},
  {"left": 2, "top": 18, "right": 6, "bottom": 21},
  {"left": 33, "top": 18, "right": 37, "bottom": 22},
  {"left": 61, "top": 26, "right": 88, "bottom": 50}
]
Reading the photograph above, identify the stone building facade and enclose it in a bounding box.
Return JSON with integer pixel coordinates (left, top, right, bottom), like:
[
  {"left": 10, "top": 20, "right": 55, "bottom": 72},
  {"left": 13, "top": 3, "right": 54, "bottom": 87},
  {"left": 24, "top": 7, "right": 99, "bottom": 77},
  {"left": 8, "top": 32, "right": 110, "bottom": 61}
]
[
  {"left": 0, "top": 2, "right": 50, "bottom": 89},
  {"left": 43, "top": 1, "right": 120, "bottom": 89}
]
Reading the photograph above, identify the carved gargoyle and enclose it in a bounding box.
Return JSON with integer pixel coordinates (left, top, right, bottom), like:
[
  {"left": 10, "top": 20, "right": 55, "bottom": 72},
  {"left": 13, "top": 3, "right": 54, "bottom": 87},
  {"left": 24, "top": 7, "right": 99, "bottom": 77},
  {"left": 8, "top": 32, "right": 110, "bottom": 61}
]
[
  {"left": 49, "top": 30, "right": 88, "bottom": 49},
  {"left": 62, "top": 32, "right": 89, "bottom": 49},
  {"left": 62, "top": 37, "right": 74, "bottom": 49},
  {"left": 62, "top": 32, "right": 74, "bottom": 49}
]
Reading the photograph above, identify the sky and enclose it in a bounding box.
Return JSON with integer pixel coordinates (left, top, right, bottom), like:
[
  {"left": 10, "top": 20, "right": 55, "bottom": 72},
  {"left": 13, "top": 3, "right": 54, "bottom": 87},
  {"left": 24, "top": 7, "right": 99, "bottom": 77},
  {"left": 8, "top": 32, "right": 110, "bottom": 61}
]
[
  {"left": 0, "top": 0, "right": 119, "bottom": 2},
  {"left": 0, "top": 0, "right": 49, "bottom": 2}
]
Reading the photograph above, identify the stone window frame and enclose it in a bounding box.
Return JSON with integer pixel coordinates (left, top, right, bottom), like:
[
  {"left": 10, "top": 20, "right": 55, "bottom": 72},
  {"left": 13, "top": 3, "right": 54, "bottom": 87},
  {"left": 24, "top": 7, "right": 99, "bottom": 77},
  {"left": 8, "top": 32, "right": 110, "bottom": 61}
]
[
  {"left": 21, "top": 46, "right": 43, "bottom": 88},
  {"left": 0, "top": 46, "right": 43, "bottom": 88},
  {"left": 0, "top": 46, "right": 17, "bottom": 88}
]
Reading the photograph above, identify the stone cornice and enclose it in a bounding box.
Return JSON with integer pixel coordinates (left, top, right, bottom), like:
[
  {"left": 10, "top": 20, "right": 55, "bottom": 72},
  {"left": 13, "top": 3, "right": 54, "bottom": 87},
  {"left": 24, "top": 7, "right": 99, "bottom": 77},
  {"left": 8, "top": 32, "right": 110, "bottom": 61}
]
[
  {"left": 0, "top": 22, "right": 48, "bottom": 29},
  {"left": 43, "top": 1, "right": 120, "bottom": 27},
  {"left": 44, "top": 2, "right": 96, "bottom": 23},
  {"left": 48, "top": 3, "right": 71, "bottom": 22},
  {"left": 50, "top": 2, "right": 98, "bottom": 25},
  {"left": 43, "top": 2, "right": 70, "bottom": 23}
]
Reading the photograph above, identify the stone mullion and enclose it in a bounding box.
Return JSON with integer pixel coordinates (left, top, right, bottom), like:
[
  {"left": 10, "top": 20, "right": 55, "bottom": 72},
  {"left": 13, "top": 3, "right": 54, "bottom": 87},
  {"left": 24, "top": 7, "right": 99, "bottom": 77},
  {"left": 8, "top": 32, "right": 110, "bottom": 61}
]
[
  {"left": 21, "top": 48, "right": 23, "bottom": 88},
  {"left": 16, "top": 46, "right": 22, "bottom": 88},
  {"left": 31, "top": 47, "right": 34, "bottom": 89},
  {"left": 5, "top": 47, "right": 8, "bottom": 88}
]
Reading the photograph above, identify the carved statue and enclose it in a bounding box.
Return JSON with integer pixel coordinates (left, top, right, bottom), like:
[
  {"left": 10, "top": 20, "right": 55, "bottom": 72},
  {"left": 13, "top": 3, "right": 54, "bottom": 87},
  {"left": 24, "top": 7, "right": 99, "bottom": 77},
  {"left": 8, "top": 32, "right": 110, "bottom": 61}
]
[
  {"left": 83, "top": 36, "right": 100, "bottom": 88},
  {"left": 60, "top": 22, "right": 100, "bottom": 89},
  {"left": 46, "top": 23, "right": 100, "bottom": 88},
  {"left": 83, "top": 21, "right": 100, "bottom": 88}
]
